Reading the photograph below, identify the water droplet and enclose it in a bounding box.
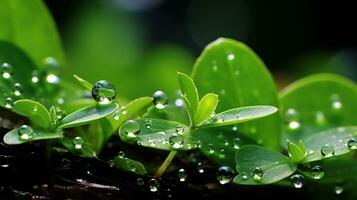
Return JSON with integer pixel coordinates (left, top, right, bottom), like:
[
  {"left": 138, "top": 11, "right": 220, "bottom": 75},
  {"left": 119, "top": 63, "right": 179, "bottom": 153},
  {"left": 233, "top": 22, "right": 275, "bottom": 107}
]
[
  {"left": 218, "top": 117, "right": 225, "bottom": 123},
  {"left": 121, "top": 120, "right": 140, "bottom": 138},
  {"left": 197, "top": 162, "right": 205, "bottom": 173},
  {"left": 91, "top": 80, "right": 116, "bottom": 104},
  {"left": 309, "top": 165, "right": 324, "bottom": 180},
  {"left": 232, "top": 126, "right": 238, "bottom": 132},
  {"left": 145, "top": 122, "right": 152, "bottom": 129},
  {"left": 227, "top": 53, "right": 235, "bottom": 61},
  {"left": 121, "top": 108, "right": 128, "bottom": 115},
  {"left": 252, "top": 167, "right": 263, "bottom": 181},
  {"left": 13, "top": 83, "right": 23, "bottom": 97},
  {"left": 4, "top": 97, "right": 14, "bottom": 108},
  {"left": 153, "top": 90, "right": 168, "bottom": 109},
  {"left": 347, "top": 138, "right": 357, "bottom": 149},
  {"left": 46, "top": 74, "right": 60, "bottom": 84},
  {"left": 334, "top": 186, "right": 343, "bottom": 195},
  {"left": 169, "top": 134, "right": 184, "bottom": 149},
  {"left": 232, "top": 138, "right": 241, "bottom": 149},
  {"left": 207, "top": 143, "right": 215, "bottom": 154},
  {"left": 113, "top": 112, "right": 120, "bottom": 120},
  {"left": 31, "top": 70, "right": 39, "bottom": 83},
  {"left": 290, "top": 174, "right": 304, "bottom": 188},
  {"left": 137, "top": 178, "right": 144, "bottom": 186},
  {"left": 175, "top": 98, "right": 185, "bottom": 107},
  {"left": 1, "top": 63, "right": 13, "bottom": 79},
  {"left": 315, "top": 111, "right": 327, "bottom": 125},
  {"left": 331, "top": 94, "right": 343, "bottom": 111},
  {"left": 73, "top": 136, "right": 84, "bottom": 149},
  {"left": 148, "top": 178, "right": 159, "bottom": 192},
  {"left": 57, "top": 98, "right": 64, "bottom": 105},
  {"left": 240, "top": 172, "right": 249, "bottom": 180},
  {"left": 178, "top": 168, "right": 187, "bottom": 182},
  {"left": 117, "top": 151, "right": 125, "bottom": 158},
  {"left": 321, "top": 144, "right": 335, "bottom": 157},
  {"left": 55, "top": 107, "right": 64, "bottom": 120},
  {"left": 218, "top": 148, "right": 226, "bottom": 159},
  {"left": 216, "top": 166, "right": 235, "bottom": 185},
  {"left": 285, "top": 109, "right": 301, "bottom": 130},
  {"left": 18, "top": 125, "right": 33, "bottom": 140},
  {"left": 175, "top": 125, "right": 184, "bottom": 135}
]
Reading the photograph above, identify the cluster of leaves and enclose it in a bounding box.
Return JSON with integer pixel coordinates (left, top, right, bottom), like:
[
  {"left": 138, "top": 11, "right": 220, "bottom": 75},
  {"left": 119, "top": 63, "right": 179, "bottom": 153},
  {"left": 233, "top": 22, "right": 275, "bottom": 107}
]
[{"left": 1, "top": 0, "right": 357, "bottom": 198}]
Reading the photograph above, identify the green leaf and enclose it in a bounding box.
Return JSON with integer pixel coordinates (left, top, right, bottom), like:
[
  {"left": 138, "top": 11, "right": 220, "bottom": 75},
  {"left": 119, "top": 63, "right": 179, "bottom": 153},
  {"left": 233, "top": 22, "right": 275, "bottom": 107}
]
[
  {"left": 60, "top": 137, "right": 97, "bottom": 158},
  {"left": 233, "top": 145, "right": 297, "bottom": 185},
  {"left": 57, "top": 103, "right": 119, "bottom": 129},
  {"left": 0, "top": 0, "right": 65, "bottom": 67},
  {"left": 192, "top": 128, "right": 248, "bottom": 168},
  {"left": 3, "top": 128, "right": 63, "bottom": 145},
  {"left": 192, "top": 38, "right": 281, "bottom": 149},
  {"left": 197, "top": 106, "right": 278, "bottom": 128},
  {"left": 194, "top": 93, "right": 218, "bottom": 125},
  {"left": 107, "top": 97, "right": 153, "bottom": 133},
  {"left": 302, "top": 126, "right": 357, "bottom": 162},
  {"left": 119, "top": 118, "right": 194, "bottom": 151},
  {"left": 109, "top": 156, "right": 147, "bottom": 175},
  {"left": 12, "top": 99, "right": 51, "bottom": 129},
  {"left": 84, "top": 118, "right": 113, "bottom": 153},
  {"left": 287, "top": 140, "right": 305, "bottom": 162},
  {"left": 319, "top": 158, "right": 357, "bottom": 184},
  {"left": 177, "top": 72, "right": 199, "bottom": 122},
  {"left": 280, "top": 74, "right": 357, "bottom": 147},
  {"left": 73, "top": 74, "right": 93, "bottom": 91},
  {"left": 0, "top": 41, "right": 37, "bottom": 104}
]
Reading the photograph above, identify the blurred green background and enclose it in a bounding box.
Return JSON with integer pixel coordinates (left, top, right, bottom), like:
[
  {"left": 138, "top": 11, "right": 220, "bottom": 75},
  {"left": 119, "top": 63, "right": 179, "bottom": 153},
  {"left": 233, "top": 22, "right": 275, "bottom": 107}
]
[{"left": 44, "top": 0, "right": 357, "bottom": 97}]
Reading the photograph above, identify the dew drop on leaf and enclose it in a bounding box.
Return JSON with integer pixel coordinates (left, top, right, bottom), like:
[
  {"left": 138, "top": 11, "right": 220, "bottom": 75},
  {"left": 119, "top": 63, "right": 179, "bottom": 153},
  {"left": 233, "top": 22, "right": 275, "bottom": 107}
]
[
  {"left": 55, "top": 107, "right": 65, "bottom": 120},
  {"left": 310, "top": 165, "right": 324, "bottom": 180},
  {"left": 4, "top": 97, "right": 14, "bottom": 109},
  {"left": 153, "top": 90, "right": 168, "bottom": 109},
  {"left": 334, "top": 186, "right": 344, "bottom": 195},
  {"left": 320, "top": 144, "right": 335, "bottom": 157},
  {"left": 174, "top": 98, "right": 185, "bottom": 107},
  {"left": 91, "top": 80, "right": 116, "bottom": 104},
  {"left": 73, "top": 136, "right": 84, "bottom": 149},
  {"left": 232, "top": 126, "right": 238, "bottom": 132},
  {"left": 148, "top": 178, "right": 159, "bottom": 192},
  {"left": 216, "top": 166, "right": 235, "bottom": 185},
  {"left": 252, "top": 167, "right": 264, "bottom": 181},
  {"left": 207, "top": 143, "right": 215, "bottom": 154},
  {"left": 197, "top": 162, "right": 205, "bottom": 174},
  {"left": 13, "top": 83, "right": 23, "bottom": 97},
  {"left": 347, "top": 138, "right": 357, "bottom": 150},
  {"left": 31, "top": 70, "right": 40, "bottom": 84},
  {"left": 18, "top": 125, "right": 33, "bottom": 140},
  {"left": 122, "top": 120, "right": 140, "bottom": 138},
  {"left": 117, "top": 151, "right": 125, "bottom": 158},
  {"left": 331, "top": 94, "right": 343, "bottom": 111},
  {"left": 1, "top": 63, "right": 13, "bottom": 79},
  {"left": 169, "top": 134, "right": 184, "bottom": 149},
  {"left": 290, "top": 174, "right": 304, "bottom": 188},
  {"left": 227, "top": 53, "right": 235, "bottom": 61},
  {"left": 177, "top": 168, "right": 187, "bottom": 182},
  {"left": 285, "top": 108, "right": 301, "bottom": 131},
  {"left": 113, "top": 112, "right": 120, "bottom": 120},
  {"left": 136, "top": 178, "right": 144, "bottom": 186},
  {"left": 175, "top": 125, "right": 184, "bottom": 135},
  {"left": 145, "top": 122, "right": 152, "bottom": 129},
  {"left": 232, "top": 137, "right": 241, "bottom": 149}
]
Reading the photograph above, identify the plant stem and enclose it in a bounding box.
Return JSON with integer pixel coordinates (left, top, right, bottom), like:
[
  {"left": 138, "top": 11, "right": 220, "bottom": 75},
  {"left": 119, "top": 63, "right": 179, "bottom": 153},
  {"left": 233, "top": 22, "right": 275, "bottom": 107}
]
[{"left": 154, "top": 151, "right": 177, "bottom": 178}]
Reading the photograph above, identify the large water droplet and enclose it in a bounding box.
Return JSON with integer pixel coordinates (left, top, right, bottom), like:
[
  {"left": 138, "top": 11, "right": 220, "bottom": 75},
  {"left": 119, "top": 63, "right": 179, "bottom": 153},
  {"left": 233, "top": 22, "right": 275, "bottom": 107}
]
[
  {"left": 153, "top": 90, "right": 168, "bottom": 109},
  {"left": 18, "top": 125, "right": 33, "bottom": 140},
  {"left": 285, "top": 108, "right": 301, "bottom": 131},
  {"left": 169, "top": 134, "right": 184, "bottom": 149},
  {"left": 177, "top": 168, "right": 187, "bottom": 182},
  {"left": 91, "top": 80, "right": 116, "bottom": 104},
  {"left": 148, "top": 178, "right": 159, "bottom": 192},
  {"left": 310, "top": 165, "right": 324, "bottom": 180},
  {"left": 1, "top": 63, "right": 13, "bottom": 79},
  {"left": 290, "top": 174, "right": 304, "bottom": 188},
  {"left": 347, "top": 138, "right": 357, "bottom": 149},
  {"left": 321, "top": 144, "right": 335, "bottom": 157},
  {"left": 122, "top": 120, "right": 140, "bottom": 138},
  {"left": 4, "top": 97, "right": 14, "bottom": 108},
  {"left": 252, "top": 167, "right": 263, "bottom": 181},
  {"left": 334, "top": 186, "right": 343, "bottom": 195},
  {"left": 216, "top": 166, "right": 235, "bottom": 185},
  {"left": 73, "top": 136, "right": 84, "bottom": 149}
]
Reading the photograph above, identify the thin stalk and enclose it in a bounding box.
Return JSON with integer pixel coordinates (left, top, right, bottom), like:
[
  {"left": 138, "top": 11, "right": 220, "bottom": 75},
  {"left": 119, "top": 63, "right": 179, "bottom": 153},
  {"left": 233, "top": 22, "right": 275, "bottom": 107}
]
[{"left": 154, "top": 151, "right": 177, "bottom": 178}]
